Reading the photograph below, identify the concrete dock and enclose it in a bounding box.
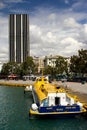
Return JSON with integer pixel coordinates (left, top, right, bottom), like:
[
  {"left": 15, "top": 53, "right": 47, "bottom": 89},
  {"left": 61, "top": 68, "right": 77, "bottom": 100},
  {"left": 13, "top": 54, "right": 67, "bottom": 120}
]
[
  {"left": 0, "top": 79, "right": 87, "bottom": 105},
  {"left": 0, "top": 79, "right": 33, "bottom": 87}
]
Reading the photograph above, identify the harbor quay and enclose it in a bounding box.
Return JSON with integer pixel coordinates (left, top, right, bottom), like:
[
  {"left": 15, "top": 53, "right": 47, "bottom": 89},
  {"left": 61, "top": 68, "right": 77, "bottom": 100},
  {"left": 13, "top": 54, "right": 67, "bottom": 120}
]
[
  {"left": 0, "top": 79, "right": 87, "bottom": 105},
  {"left": 53, "top": 81, "right": 87, "bottom": 104},
  {"left": 0, "top": 79, "right": 34, "bottom": 87}
]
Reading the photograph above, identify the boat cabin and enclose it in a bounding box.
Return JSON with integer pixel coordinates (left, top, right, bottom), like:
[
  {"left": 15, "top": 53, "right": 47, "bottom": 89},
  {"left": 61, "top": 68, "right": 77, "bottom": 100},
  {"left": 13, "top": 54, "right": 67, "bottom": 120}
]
[{"left": 41, "top": 92, "right": 75, "bottom": 107}]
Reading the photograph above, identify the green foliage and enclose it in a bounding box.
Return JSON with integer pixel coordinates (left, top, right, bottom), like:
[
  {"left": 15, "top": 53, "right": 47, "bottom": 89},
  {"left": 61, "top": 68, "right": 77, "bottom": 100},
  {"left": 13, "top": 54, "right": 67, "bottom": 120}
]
[
  {"left": 44, "top": 65, "right": 57, "bottom": 79},
  {"left": 1, "top": 56, "right": 37, "bottom": 77},
  {"left": 55, "top": 56, "right": 68, "bottom": 74},
  {"left": 1, "top": 62, "right": 19, "bottom": 76},
  {"left": 21, "top": 56, "right": 36, "bottom": 75},
  {"left": 44, "top": 65, "right": 51, "bottom": 74},
  {"left": 44, "top": 56, "right": 68, "bottom": 77},
  {"left": 70, "top": 49, "right": 87, "bottom": 76},
  {"left": 1, "top": 49, "right": 87, "bottom": 78}
]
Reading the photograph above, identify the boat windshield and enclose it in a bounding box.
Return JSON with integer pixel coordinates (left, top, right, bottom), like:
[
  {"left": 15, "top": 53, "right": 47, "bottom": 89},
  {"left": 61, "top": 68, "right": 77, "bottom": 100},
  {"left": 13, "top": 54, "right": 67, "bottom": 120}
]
[
  {"left": 44, "top": 79, "right": 47, "bottom": 81},
  {"left": 38, "top": 79, "right": 42, "bottom": 81},
  {"left": 36, "top": 78, "right": 48, "bottom": 82}
]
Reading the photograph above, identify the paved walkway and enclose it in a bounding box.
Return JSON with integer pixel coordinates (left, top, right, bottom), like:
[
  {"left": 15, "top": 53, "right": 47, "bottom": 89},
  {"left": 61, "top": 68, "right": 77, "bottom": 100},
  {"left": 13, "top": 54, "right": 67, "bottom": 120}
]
[
  {"left": 62, "top": 81, "right": 87, "bottom": 94},
  {"left": 0, "top": 79, "right": 87, "bottom": 104},
  {"left": 0, "top": 79, "right": 87, "bottom": 94},
  {"left": 53, "top": 81, "right": 87, "bottom": 104},
  {"left": 0, "top": 79, "right": 33, "bottom": 86}
]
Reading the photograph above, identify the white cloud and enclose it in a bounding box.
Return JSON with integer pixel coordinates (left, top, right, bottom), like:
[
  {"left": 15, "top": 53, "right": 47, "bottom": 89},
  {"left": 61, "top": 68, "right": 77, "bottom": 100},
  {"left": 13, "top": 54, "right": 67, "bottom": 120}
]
[
  {"left": 72, "top": 0, "right": 87, "bottom": 12},
  {"left": 60, "top": 37, "right": 83, "bottom": 55},
  {"left": 65, "top": 0, "right": 69, "bottom": 4},
  {"left": 0, "top": 4, "right": 87, "bottom": 63},
  {"left": 0, "top": 2, "right": 6, "bottom": 9},
  {"left": 5, "top": 0, "right": 23, "bottom": 3},
  {"left": 30, "top": 8, "right": 87, "bottom": 57},
  {"left": 0, "top": 16, "right": 8, "bottom": 63},
  {"left": 83, "top": 24, "right": 87, "bottom": 34},
  {"left": 64, "top": 17, "right": 80, "bottom": 28},
  {"left": 48, "top": 13, "right": 56, "bottom": 20}
]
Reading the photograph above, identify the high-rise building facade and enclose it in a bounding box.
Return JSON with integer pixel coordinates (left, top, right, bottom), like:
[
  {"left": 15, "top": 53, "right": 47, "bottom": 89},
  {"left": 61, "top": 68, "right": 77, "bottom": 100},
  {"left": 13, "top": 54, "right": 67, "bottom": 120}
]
[{"left": 9, "top": 14, "right": 30, "bottom": 63}]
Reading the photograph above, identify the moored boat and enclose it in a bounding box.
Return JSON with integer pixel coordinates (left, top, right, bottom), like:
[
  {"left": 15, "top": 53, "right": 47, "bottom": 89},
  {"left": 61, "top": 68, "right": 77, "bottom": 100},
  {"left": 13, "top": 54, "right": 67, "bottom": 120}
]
[
  {"left": 24, "top": 85, "right": 32, "bottom": 94},
  {"left": 29, "top": 76, "right": 87, "bottom": 118}
]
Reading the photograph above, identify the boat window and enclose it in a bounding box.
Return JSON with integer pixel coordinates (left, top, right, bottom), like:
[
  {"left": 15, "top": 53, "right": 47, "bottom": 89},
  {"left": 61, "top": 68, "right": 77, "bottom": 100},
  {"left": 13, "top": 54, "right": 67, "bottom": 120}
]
[
  {"left": 39, "top": 79, "right": 42, "bottom": 81},
  {"left": 43, "top": 99, "right": 48, "bottom": 106},
  {"left": 44, "top": 79, "right": 47, "bottom": 81},
  {"left": 55, "top": 97, "right": 60, "bottom": 105}
]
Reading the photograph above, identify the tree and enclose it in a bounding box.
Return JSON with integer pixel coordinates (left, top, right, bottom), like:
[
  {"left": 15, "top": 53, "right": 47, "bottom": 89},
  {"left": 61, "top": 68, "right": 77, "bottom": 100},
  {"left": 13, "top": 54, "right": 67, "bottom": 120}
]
[
  {"left": 1, "top": 63, "right": 10, "bottom": 76},
  {"left": 78, "top": 49, "right": 87, "bottom": 74},
  {"left": 55, "top": 56, "right": 68, "bottom": 74},
  {"left": 44, "top": 65, "right": 57, "bottom": 80},
  {"left": 70, "top": 49, "right": 87, "bottom": 76},
  {"left": 70, "top": 55, "right": 79, "bottom": 74},
  {"left": 1, "top": 56, "right": 38, "bottom": 78},
  {"left": 21, "top": 56, "right": 37, "bottom": 75},
  {"left": 44, "top": 65, "right": 54, "bottom": 75},
  {"left": 1, "top": 62, "right": 19, "bottom": 76}
]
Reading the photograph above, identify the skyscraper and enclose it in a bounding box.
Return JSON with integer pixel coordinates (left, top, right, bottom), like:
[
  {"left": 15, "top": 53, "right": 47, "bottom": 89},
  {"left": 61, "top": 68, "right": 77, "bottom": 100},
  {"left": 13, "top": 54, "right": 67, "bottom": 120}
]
[{"left": 9, "top": 14, "right": 30, "bottom": 63}]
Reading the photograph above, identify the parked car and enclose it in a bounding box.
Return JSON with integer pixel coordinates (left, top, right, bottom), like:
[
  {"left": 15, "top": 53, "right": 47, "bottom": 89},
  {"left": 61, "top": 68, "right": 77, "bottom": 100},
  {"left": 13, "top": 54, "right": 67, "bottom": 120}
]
[{"left": 56, "top": 75, "right": 67, "bottom": 82}]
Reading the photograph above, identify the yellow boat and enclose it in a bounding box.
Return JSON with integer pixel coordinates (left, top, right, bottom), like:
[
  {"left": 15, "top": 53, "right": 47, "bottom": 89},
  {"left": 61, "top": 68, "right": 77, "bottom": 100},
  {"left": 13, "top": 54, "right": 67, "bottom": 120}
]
[{"left": 29, "top": 76, "right": 87, "bottom": 118}]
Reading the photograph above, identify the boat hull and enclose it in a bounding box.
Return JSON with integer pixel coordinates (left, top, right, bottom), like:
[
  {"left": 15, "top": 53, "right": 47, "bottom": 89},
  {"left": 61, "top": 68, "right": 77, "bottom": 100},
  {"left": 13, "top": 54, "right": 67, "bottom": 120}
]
[{"left": 29, "top": 108, "right": 85, "bottom": 119}]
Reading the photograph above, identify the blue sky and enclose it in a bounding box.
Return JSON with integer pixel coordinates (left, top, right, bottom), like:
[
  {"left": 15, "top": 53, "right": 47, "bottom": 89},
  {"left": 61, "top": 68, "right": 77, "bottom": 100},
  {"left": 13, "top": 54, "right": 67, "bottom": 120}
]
[{"left": 0, "top": 0, "right": 87, "bottom": 63}]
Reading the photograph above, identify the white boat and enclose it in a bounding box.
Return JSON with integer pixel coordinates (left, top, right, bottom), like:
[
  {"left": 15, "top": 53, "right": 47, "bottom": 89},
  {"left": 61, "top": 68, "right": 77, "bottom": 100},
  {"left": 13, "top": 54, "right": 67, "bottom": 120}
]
[
  {"left": 24, "top": 85, "right": 32, "bottom": 93},
  {"left": 29, "top": 76, "right": 87, "bottom": 118}
]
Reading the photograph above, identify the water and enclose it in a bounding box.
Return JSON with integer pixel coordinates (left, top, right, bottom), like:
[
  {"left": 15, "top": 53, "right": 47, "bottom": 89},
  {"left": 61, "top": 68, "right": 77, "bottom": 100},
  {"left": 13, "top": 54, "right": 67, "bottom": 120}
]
[{"left": 0, "top": 86, "right": 87, "bottom": 130}]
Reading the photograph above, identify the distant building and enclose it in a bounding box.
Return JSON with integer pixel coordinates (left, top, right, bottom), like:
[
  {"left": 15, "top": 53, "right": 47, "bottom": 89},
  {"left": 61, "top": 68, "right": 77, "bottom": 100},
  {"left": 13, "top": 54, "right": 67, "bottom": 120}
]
[
  {"left": 38, "top": 57, "right": 45, "bottom": 73},
  {"left": 44, "top": 55, "right": 58, "bottom": 67},
  {"left": 9, "top": 14, "right": 30, "bottom": 63},
  {"left": 33, "top": 56, "right": 45, "bottom": 73},
  {"left": 44, "top": 55, "right": 70, "bottom": 68}
]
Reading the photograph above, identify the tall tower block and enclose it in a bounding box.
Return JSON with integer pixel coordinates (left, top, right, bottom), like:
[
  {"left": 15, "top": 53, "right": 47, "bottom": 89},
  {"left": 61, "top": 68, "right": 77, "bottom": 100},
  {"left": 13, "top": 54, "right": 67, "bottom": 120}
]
[{"left": 9, "top": 14, "right": 30, "bottom": 63}]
